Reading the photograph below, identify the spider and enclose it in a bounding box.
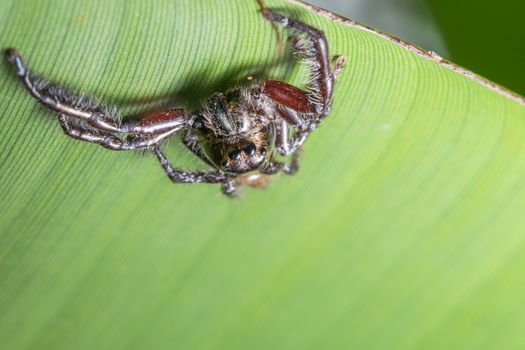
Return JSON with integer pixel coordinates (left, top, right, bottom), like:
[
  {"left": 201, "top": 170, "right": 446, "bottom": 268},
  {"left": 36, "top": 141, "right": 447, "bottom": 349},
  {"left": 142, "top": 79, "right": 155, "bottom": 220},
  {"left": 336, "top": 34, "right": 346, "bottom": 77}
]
[{"left": 6, "top": 0, "right": 345, "bottom": 197}]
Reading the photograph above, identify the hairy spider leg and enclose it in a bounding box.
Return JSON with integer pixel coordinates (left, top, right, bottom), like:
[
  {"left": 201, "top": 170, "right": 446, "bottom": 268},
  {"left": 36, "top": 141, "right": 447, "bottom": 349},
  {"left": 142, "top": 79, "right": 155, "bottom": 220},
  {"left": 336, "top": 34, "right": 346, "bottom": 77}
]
[
  {"left": 258, "top": 3, "right": 345, "bottom": 158},
  {"left": 6, "top": 49, "right": 127, "bottom": 133},
  {"left": 127, "top": 109, "right": 189, "bottom": 149},
  {"left": 152, "top": 146, "right": 239, "bottom": 195},
  {"left": 259, "top": 8, "right": 338, "bottom": 115},
  {"left": 6, "top": 49, "right": 191, "bottom": 149},
  {"left": 58, "top": 114, "right": 129, "bottom": 150},
  {"left": 262, "top": 147, "right": 302, "bottom": 175},
  {"left": 58, "top": 111, "right": 188, "bottom": 151}
]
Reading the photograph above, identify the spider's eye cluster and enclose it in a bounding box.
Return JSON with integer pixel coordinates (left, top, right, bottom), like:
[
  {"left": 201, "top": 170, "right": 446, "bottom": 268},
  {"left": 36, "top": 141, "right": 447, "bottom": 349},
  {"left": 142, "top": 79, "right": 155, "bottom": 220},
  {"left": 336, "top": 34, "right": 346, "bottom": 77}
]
[
  {"left": 228, "top": 143, "right": 259, "bottom": 160},
  {"left": 201, "top": 124, "right": 275, "bottom": 174},
  {"left": 216, "top": 141, "right": 269, "bottom": 173}
]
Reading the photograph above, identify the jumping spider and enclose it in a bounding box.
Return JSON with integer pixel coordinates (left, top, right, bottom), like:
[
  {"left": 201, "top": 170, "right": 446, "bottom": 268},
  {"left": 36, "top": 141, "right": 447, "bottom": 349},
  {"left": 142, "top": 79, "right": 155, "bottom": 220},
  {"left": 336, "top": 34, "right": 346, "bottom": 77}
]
[{"left": 6, "top": 1, "right": 345, "bottom": 197}]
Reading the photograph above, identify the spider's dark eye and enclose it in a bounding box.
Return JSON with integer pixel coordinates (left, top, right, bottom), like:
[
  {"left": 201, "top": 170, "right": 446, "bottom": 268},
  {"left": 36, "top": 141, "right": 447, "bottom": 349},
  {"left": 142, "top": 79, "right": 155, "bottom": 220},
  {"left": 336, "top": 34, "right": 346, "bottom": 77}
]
[
  {"left": 259, "top": 147, "right": 267, "bottom": 156},
  {"left": 221, "top": 160, "right": 228, "bottom": 167},
  {"left": 228, "top": 149, "right": 242, "bottom": 160},
  {"left": 244, "top": 143, "right": 256, "bottom": 156}
]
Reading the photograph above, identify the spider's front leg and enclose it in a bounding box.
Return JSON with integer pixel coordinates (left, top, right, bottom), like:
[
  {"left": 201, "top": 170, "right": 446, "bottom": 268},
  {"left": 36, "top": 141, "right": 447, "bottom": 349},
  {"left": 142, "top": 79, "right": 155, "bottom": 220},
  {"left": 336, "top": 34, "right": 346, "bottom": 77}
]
[
  {"left": 257, "top": 1, "right": 345, "bottom": 161},
  {"left": 153, "top": 146, "right": 238, "bottom": 196},
  {"left": 258, "top": 1, "right": 346, "bottom": 116}
]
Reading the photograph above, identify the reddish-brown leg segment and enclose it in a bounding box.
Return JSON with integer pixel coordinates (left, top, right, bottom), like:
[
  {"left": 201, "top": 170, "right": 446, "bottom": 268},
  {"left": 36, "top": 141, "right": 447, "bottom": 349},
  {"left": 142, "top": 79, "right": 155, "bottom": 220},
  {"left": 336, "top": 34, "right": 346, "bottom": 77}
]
[
  {"left": 263, "top": 80, "right": 313, "bottom": 114},
  {"left": 133, "top": 108, "right": 188, "bottom": 135}
]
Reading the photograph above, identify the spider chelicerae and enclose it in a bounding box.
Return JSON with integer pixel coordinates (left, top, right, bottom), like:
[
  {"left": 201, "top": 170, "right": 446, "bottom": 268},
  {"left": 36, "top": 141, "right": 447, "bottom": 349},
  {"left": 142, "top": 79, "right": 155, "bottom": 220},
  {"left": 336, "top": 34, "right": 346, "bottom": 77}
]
[{"left": 6, "top": 0, "right": 345, "bottom": 197}]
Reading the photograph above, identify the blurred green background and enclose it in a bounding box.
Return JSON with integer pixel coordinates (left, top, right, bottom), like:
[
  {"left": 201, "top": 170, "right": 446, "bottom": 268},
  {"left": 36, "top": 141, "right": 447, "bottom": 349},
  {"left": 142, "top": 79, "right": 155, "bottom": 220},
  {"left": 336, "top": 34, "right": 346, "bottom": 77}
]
[{"left": 310, "top": 0, "right": 525, "bottom": 95}]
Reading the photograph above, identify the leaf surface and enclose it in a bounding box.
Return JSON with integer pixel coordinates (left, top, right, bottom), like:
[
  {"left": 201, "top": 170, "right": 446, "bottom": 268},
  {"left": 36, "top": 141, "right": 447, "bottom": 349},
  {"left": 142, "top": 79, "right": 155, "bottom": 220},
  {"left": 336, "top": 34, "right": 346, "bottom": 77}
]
[{"left": 1, "top": 0, "right": 525, "bottom": 349}]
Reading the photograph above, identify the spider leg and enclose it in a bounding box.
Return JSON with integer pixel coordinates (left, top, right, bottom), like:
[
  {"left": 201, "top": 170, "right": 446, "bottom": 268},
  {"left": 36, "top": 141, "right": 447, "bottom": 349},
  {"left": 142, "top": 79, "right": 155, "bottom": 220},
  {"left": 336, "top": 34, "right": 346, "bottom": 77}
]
[
  {"left": 282, "top": 146, "right": 301, "bottom": 175},
  {"left": 257, "top": 2, "right": 346, "bottom": 158},
  {"left": 221, "top": 179, "right": 240, "bottom": 197},
  {"left": 58, "top": 115, "right": 129, "bottom": 150},
  {"left": 153, "top": 146, "right": 229, "bottom": 184},
  {"left": 258, "top": 5, "right": 345, "bottom": 115},
  {"left": 268, "top": 106, "right": 309, "bottom": 156},
  {"left": 58, "top": 114, "right": 183, "bottom": 150},
  {"left": 6, "top": 49, "right": 129, "bottom": 133},
  {"left": 6, "top": 49, "right": 191, "bottom": 138},
  {"left": 7, "top": 49, "right": 192, "bottom": 150},
  {"left": 262, "top": 148, "right": 302, "bottom": 176}
]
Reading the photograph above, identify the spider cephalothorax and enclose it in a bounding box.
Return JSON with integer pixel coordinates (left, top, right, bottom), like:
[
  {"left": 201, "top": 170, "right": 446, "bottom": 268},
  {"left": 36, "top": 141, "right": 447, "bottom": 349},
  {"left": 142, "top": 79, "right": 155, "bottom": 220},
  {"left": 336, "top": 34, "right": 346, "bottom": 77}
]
[
  {"left": 6, "top": 0, "right": 345, "bottom": 197},
  {"left": 196, "top": 88, "right": 276, "bottom": 174}
]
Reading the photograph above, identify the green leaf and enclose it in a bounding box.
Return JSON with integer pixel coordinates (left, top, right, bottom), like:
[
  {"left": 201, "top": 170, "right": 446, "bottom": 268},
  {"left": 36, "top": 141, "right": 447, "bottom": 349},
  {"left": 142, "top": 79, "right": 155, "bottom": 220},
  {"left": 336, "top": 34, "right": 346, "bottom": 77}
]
[{"left": 1, "top": 0, "right": 525, "bottom": 349}]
